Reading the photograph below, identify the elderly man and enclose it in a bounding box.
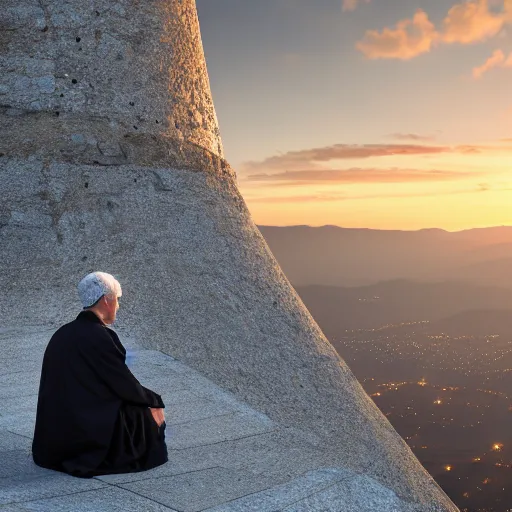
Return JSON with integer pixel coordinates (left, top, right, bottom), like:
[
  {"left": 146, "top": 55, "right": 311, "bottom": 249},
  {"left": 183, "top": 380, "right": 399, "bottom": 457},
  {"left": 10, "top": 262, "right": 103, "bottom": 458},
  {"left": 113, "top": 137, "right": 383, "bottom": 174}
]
[{"left": 32, "top": 272, "right": 168, "bottom": 478}]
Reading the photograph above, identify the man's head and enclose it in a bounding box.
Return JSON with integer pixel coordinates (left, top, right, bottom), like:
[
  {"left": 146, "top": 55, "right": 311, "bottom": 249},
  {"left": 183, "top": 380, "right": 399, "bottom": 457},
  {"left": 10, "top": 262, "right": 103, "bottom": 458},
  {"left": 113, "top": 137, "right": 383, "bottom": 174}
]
[{"left": 77, "top": 272, "right": 122, "bottom": 325}]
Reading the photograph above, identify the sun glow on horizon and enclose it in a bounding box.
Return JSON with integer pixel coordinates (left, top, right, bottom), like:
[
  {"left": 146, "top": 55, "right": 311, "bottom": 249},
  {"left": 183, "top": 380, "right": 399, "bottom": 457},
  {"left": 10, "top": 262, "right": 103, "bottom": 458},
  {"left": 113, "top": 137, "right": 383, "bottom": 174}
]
[{"left": 239, "top": 144, "right": 512, "bottom": 230}]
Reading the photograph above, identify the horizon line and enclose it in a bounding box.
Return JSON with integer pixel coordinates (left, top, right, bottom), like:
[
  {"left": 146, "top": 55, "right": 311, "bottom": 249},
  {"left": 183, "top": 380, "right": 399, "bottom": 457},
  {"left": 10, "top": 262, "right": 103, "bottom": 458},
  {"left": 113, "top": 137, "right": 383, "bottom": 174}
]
[{"left": 255, "top": 224, "right": 512, "bottom": 233}]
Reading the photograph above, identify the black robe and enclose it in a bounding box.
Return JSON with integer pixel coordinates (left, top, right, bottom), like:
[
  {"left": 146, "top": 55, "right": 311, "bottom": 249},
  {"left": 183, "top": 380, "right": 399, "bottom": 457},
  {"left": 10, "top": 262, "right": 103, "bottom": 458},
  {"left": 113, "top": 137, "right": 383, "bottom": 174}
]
[{"left": 32, "top": 310, "right": 168, "bottom": 478}]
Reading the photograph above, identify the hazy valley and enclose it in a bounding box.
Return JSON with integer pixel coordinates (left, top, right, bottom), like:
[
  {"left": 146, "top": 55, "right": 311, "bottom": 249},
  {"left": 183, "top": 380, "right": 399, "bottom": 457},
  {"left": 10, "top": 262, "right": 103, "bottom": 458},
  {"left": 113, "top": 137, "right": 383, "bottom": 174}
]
[{"left": 260, "top": 224, "right": 512, "bottom": 512}]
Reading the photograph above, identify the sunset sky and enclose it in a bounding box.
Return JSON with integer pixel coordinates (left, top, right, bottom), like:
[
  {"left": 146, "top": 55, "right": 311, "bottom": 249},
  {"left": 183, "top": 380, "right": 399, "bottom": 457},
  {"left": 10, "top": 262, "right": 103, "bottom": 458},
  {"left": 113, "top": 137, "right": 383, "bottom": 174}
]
[{"left": 196, "top": 0, "right": 512, "bottom": 230}]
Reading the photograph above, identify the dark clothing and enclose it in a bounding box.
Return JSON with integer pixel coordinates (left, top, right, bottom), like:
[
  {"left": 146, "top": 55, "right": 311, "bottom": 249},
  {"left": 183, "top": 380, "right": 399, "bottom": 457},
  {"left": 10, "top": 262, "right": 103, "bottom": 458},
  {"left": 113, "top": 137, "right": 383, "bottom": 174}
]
[{"left": 32, "top": 310, "right": 168, "bottom": 478}]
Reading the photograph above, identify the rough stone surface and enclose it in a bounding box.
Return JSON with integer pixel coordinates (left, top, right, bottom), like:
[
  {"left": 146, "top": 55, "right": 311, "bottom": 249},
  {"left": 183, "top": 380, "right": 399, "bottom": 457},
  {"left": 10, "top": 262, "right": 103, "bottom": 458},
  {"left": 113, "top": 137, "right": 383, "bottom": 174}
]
[
  {"left": 0, "top": 1, "right": 458, "bottom": 510},
  {"left": 0, "top": 0, "right": 225, "bottom": 171}
]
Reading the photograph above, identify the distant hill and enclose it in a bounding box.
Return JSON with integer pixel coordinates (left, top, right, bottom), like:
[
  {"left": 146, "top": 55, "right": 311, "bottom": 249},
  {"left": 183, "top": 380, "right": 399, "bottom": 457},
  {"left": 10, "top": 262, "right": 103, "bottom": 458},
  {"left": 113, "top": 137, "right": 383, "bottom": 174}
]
[
  {"left": 426, "top": 309, "right": 512, "bottom": 338},
  {"left": 258, "top": 225, "right": 512, "bottom": 288},
  {"left": 294, "top": 280, "right": 512, "bottom": 333}
]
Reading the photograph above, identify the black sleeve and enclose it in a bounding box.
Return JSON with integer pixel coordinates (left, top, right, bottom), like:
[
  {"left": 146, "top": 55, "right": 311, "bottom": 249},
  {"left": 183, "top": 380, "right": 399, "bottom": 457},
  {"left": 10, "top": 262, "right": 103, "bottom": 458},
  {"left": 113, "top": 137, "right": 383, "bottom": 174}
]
[
  {"left": 78, "top": 330, "right": 165, "bottom": 409},
  {"left": 142, "top": 385, "right": 165, "bottom": 409}
]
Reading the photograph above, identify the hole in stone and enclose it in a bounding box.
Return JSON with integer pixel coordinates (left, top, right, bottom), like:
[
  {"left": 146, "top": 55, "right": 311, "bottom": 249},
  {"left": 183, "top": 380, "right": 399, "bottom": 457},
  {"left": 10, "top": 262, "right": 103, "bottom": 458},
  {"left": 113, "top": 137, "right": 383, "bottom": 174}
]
[
  {"left": 76, "top": 37, "right": 81, "bottom": 42},
  {"left": 84, "top": 182, "right": 89, "bottom": 188},
  {"left": 133, "top": 126, "right": 138, "bottom": 130},
  {"left": 93, "top": 160, "right": 99, "bottom": 164},
  {"left": 134, "top": 178, "right": 137, "bottom": 183},
  {"left": 129, "top": 102, "right": 135, "bottom": 106},
  {"left": 54, "top": 111, "right": 60, "bottom": 117},
  {"left": 81, "top": 256, "right": 88, "bottom": 261},
  {"left": 155, "top": 120, "right": 159, "bottom": 124},
  {"left": 60, "top": 93, "right": 64, "bottom": 97},
  {"left": 71, "top": 79, "right": 78, "bottom": 84},
  {"left": 42, "top": 26, "right": 48, "bottom": 32},
  {"left": 95, "top": 10, "right": 100, "bottom": 16}
]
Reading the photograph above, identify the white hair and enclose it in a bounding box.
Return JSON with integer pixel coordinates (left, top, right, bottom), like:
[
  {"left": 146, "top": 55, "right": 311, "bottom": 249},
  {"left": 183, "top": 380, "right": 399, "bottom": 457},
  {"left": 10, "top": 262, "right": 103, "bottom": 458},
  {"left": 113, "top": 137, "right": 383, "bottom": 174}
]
[{"left": 77, "top": 271, "right": 122, "bottom": 309}]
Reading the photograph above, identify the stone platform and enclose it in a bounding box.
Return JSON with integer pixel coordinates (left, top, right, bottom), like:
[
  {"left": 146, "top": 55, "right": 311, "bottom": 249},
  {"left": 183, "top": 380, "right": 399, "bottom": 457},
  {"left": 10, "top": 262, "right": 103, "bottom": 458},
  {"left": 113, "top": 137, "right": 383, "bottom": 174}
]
[{"left": 0, "top": 325, "right": 434, "bottom": 511}]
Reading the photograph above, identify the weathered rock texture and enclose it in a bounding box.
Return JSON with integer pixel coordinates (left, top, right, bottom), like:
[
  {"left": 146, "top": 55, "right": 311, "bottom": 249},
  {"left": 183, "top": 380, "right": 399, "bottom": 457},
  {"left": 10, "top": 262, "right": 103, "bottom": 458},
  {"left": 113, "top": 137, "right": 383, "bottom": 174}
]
[{"left": 0, "top": 1, "right": 459, "bottom": 510}]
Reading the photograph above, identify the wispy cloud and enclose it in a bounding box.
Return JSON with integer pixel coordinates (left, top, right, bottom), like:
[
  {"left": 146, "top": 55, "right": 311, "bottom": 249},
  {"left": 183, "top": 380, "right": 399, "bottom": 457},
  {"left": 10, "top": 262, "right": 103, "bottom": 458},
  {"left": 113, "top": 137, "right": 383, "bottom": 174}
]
[
  {"left": 247, "top": 187, "right": 490, "bottom": 203},
  {"left": 389, "top": 133, "right": 436, "bottom": 141},
  {"left": 245, "top": 168, "right": 478, "bottom": 186},
  {"left": 473, "top": 49, "right": 512, "bottom": 78},
  {"left": 243, "top": 144, "right": 452, "bottom": 174},
  {"left": 357, "top": 0, "right": 512, "bottom": 60},
  {"left": 240, "top": 143, "right": 512, "bottom": 188},
  {"left": 249, "top": 194, "right": 346, "bottom": 203},
  {"left": 342, "top": 0, "right": 371, "bottom": 12}
]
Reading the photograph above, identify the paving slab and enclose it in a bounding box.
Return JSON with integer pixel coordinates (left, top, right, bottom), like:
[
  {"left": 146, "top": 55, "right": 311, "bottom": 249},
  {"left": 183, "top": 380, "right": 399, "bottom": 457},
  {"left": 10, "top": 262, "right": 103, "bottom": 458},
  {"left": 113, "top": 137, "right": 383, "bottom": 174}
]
[
  {"left": 0, "top": 413, "right": 36, "bottom": 439},
  {"left": 0, "top": 372, "right": 40, "bottom": 399},
  {"left": 95, "top": 429, "right": 321, "bottom": 486},
  {"left": 9, "top": 486, "right": 179, "bottom": 512},
  {"left": 164, "top": 397, "right": 242, "bottom": 426},
  {"left": 280, "top": 472, "right": 418, "bottom": 512},
  {"left": 0, "top": 451, "right": 48, "bottom": 479},
  {"left": 118, "top": 466, "right": 278, "bottom": 512},
  {"left": 166, "top": 411, "right": 275, "bottom": 450},
  {"left": 0, "top": 431, "right": 32, "bottom": 452},
  {"left": 0, "top": 396, "right": 38, "bottom": 418},
  {"left": 0, "top": 505, "right": 31, "bottom": 511},
  {"left": 202, "top": 468, "right": 354, "bottom": 512},
  {"left": 0, "top": 472, "right": 107, "bottom": 506}
]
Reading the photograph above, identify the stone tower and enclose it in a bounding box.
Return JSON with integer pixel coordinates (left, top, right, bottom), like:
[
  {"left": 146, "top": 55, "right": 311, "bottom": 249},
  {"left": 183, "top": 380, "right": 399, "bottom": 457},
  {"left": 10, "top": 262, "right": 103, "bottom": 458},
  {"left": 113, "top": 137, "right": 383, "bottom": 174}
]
[{"left": 0, "top": 1, "right": 458, "bottom": 509}]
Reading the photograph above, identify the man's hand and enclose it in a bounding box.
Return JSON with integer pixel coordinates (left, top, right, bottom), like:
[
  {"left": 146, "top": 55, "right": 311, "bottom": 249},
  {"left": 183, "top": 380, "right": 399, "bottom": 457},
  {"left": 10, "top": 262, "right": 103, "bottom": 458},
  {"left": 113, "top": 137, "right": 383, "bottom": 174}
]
[{"left": 149, "top": 407, "right": 165, "bottom": 427}]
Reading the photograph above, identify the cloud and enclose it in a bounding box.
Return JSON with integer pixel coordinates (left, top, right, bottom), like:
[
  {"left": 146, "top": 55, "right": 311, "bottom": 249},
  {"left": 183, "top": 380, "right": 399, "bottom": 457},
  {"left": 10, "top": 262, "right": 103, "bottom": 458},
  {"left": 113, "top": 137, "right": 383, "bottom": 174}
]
[
  {"left": 342, "top": 0, "right": 371, "bottom": 12},
  {"left": 245, "top": 168, "right": 476, "bottom": 186},
  {"left": 248, "top": 194, "right": 347, "bottom": 203},
  {"left": 441, "top": 0, "right": 512, "bottom": 44},
  {"left": 357, "top": 0, "right": 512, "bottom": 60},
  {"left": 473, "top": 49, "right": 512, "bottom": 77},
  {"left": 356, "top": 10, "right": 437, "bottom": 60},
  {"left": 389, "top": 133, "right": 436, "bottom": 141},
  {"left": 240, "top": 143, "right": 510, "bottom": 187},
  {"left": 473, "top": 49, "right": 506, "bottom": 77},
  {"left": 243, "top": 144, "right": 452, "bottom": 174},
  {"left": 247, "top": 187, "right": 487, "bottom": 203}
]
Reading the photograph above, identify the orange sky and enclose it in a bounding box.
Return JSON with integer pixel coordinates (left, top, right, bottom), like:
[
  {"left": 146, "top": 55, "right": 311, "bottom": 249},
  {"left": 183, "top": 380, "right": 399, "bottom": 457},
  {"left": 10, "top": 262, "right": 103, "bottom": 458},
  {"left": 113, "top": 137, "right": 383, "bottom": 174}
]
[
  {"left": 237, "top": 142, "right": 512, "bottom": 230},
  {"left": 198, "top": 0, "right": 512, "bottom": 230}
]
